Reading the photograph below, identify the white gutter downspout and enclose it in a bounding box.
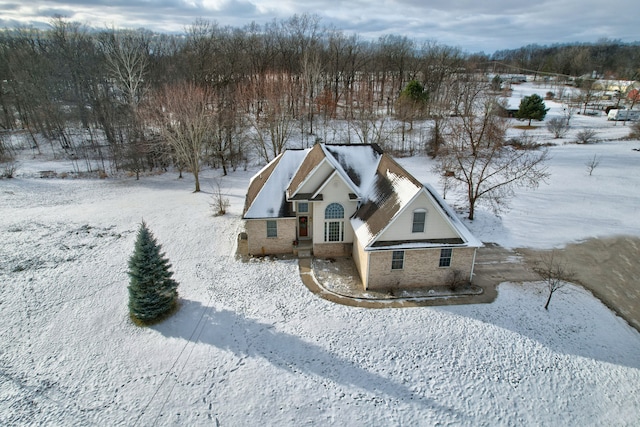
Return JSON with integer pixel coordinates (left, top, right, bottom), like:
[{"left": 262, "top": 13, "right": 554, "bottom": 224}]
[
  {"left": 469, "top": 247, "right": 478, "bottom": 282},
  {"left": 366, "top": 249, "right": 371, "bottom": 291}
]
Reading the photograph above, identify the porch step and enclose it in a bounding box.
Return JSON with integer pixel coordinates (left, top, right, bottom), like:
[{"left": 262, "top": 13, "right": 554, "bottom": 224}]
[
  {"left": 294, "top": 241, "right": 313, "bottom": 258},
  {"left": 297, "top": 248, "right": 312, "bottom": 258}
]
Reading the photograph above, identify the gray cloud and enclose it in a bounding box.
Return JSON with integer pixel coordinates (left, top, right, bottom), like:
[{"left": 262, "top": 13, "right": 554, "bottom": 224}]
[{"left": 0, "top": 0, "right": 636, "bottom": 52}]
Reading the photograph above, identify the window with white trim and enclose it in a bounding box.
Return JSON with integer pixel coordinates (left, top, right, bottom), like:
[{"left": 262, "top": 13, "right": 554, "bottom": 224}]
[
  {"left": 266, "top": 220, "right": 277, "bottom": 238},
  {"left": 439, "top": 248, "right": 452, "bottom": 267},
  {"left": 391, "top": 250, "right": 404, "bottom": 270},
  {"left": 324, "top": 203, "right": 344, "bottom": 242},
  {"left": 298, "top": 202, "right": 309, "bottom": 213},
  {"left": 412, "top": 210, "right": 426, "bottom": 233}
]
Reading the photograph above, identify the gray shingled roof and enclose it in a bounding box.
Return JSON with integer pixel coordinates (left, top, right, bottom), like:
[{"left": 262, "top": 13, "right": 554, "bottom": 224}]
[
  {"left": 243, "top": 149, "right": 309, "bottom": 219},
  {"left": 351, "top": 154, "right": 424, "bottom": 245},
  {"left": 243, "top": 143, "right": 481, "bottom": 249}
]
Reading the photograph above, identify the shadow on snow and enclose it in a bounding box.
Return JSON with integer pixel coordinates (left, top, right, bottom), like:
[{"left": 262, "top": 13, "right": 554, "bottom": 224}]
[{"left": 154, "top": 298, "right": 466, "bottom": 420}]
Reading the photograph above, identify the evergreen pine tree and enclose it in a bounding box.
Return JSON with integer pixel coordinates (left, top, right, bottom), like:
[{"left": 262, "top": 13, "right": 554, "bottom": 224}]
[
  {"left": 515, "top": 93, "right": 549, "bottom": 126},
  {"left": 396, "top": 80, "right": 429, "bottom": 133},
  {"left": 400, "top": 80, "right": 429, "bottom": 104},
  {"left": 128, "top": 221, "right": 179, "bottom": 324},
  {"left": 491, "top": 74, "right": 502, "bottom": 92}
]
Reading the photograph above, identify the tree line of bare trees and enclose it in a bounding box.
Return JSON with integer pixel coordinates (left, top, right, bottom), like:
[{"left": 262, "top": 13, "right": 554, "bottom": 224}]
[
  {"left": 491, "top": 40, "right": 640, "bottom": 80},
  {"left": 0, "top": 15, "right": 633, "bottom": 214},
  {"left": 0, "top": 15, "right": 485, "bottom": 178}
]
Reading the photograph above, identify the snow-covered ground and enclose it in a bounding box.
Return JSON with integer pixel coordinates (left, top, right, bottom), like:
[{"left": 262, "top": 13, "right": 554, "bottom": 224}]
[
  {"left": 403, "top": 81, "right": 640, "bottom": 248},
  {"left": 402, "top": 139, "right": 640, "bottom": 249},
  {"left": 1, "top": 83, "right": 640, "bottom": 425}
]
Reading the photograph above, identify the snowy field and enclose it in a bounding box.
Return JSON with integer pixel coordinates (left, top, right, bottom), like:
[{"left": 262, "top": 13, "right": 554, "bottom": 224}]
[{"left": 2, "top": 83, "right": 640, "bottom": 425}]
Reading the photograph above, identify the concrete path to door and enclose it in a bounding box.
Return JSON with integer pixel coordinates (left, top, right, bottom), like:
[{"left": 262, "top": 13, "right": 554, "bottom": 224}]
[{"left": 298, "top": 243, "right": 538, "bottom": 308}]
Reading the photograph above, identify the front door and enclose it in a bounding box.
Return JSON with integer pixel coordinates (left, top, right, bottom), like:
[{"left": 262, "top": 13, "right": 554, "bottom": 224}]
[{"left": 298, "top": 216, "right": 308, "bottom": 238}]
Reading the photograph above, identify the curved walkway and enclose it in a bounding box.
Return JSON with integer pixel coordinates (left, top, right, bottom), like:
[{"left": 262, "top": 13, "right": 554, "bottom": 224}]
[{"left": 298, "top": 244, "right": 537, "bottom": 308}]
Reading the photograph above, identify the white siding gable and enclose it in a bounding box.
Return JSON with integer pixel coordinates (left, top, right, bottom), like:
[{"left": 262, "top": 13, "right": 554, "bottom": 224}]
[
  {"left": 377, "top": 190, "right": 459, "bottom": 242},
  {"left": 295, "top": 159, "right": 335, "bottom": 196}
]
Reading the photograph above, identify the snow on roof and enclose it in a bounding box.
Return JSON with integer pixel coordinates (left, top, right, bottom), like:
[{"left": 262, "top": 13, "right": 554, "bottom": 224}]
[
  {"left": 387, "top": 168, "right": 421, "bottom": 206},
  {"left": 352, "top": 154, "right": 481, "bottom": 250},
  {"left": 244, "top": 143, "right": 480, "bottom": 249},
  {"left": 351, "top": 155, "right": 423, "bottom": 247},
  {"left": 501, "top": 96, "right": 520, "bottom": 110},
  {"left": 287, "top": 144, "right": 326, "bottom": 198},
  {"left": 243, "top": 149, "right": 310, "bottom": 219},
  {"left": 322, "top": 144, "right": 382, "bottom": 195}
]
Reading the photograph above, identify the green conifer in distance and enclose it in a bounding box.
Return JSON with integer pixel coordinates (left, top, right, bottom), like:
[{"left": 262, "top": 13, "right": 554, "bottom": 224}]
[
  {"left": 128, "top": 221, "right": 179, "bottom": 324},
  {"left": 515, "top": 93, "right": 549, "bottom": 126},
  {"left": 400, "top": 80, "right": 429, "bottom": 104}
]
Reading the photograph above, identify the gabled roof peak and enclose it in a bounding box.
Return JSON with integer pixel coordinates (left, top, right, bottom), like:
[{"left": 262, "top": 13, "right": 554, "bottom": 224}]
[
  {"left": 321, "top": 144, "right": 383, "bottom": 196},
  {"left": 286, "top": 143, "right": 383, "bottom": 200}
]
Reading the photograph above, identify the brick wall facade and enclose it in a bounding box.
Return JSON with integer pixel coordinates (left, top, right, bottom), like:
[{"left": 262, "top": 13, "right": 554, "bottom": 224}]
[
  {"left": 313, "top": 242, "right": 352, "bottom": 258},
  {"left": 245, "top": 218, "right": 296, "bottom": 256},
  {"left": 366, "top": 247, "right": 476, "bottom": 290},
  {"left": 352, "top": 239, "right": 369, "bottom": 288}
]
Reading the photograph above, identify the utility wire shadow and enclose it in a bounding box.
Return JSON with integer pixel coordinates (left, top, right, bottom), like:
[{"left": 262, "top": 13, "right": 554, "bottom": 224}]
[{"left": 155, "top": 299, "right": 465, "bottom": 420}]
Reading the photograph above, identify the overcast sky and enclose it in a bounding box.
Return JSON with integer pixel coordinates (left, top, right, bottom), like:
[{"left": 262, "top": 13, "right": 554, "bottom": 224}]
[{"left": 0, "top": 0, "right": 637, "bottom": 53}]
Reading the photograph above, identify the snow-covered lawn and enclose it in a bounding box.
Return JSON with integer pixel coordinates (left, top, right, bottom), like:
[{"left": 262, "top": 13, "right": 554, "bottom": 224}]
[
  {"left": 401, "top": 139, "right": 640, "bottom": 249},
  {"left": 2, "top": 83, "right": 640, "bottom": 425},
  {"left": 2, "top": 165, "right": 639, "bottom": 425}
]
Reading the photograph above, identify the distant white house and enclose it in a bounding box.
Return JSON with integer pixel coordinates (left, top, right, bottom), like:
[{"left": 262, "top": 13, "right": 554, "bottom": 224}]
[
  {"left": 593, "top": 79, "right": 639, "bottom": 94},
  {"left": 242, "top": 143, "right": 481, "bottom": 290}
]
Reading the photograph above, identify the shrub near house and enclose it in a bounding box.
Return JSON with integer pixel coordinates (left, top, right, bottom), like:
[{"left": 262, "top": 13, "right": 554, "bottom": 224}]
[{"left": 242, "top": 143, "right": 481, "bottom": 290}]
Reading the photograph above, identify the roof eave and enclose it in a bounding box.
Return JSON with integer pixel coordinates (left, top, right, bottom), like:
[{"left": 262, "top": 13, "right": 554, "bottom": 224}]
[{"left": 288, "top": 157, "right": 329, "bottom": 200}]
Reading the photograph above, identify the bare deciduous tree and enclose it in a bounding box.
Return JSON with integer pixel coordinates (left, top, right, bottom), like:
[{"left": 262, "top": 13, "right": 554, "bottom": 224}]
[
  {"left": 183, "top": 19, "right": 217, "bottom": 86},
  {"left": 585, "top": 154, "right": 601, "bottom": 175},
  {"left": 98, "top": 28, "right": 150, "bottom": 114},
  {"left": 145, "top": 82, "right": 213, "bottom": 192},
  {"left": 301, "top": 45, "right": 323, "bottom": 136},
  {"left": 629, "top": 121, "right": 640, "bottom": 140},
  {"left": 532, "top": 250, "right": 576, "bottom": 310},
  {"left": 546, "top": 117, "right": 570, "bottom": 138},
  {"left": 210, "top": 177, "right": 230, "bottom": 216},
  {"left": 208, "top": 87, "right": 248, "bottom": 175},
  {"left": 350, "top": 113, "right": 391, "bottom": 148},
  {"left": 0, "top": 133, "right": 17, "bottom": 178},
  {"left": 246, "top": 76, "right": 296, "bottom": 163},
  {"left": 446, "top": 268, "right": 466, "bottom": 291},
  {"left": 437, "top": 82, "right": 549, "bottom": 220},
  {"left": 575, "top": 128, "right": 597, "bottom": 144},
  {"left": 348, "top": 83, "right": 391, "bottom": 148},
  {"left": 563, "top": 102, "right": 577, "bottom": 126},
  {"left": 577, "top": 78, "right": 596, "bottom": 115}
]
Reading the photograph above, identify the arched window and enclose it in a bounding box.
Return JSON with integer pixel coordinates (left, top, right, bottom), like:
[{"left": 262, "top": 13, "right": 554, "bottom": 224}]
[
  {"left": 325, "top": 203, "right": 344, "bottom": 219},
  {"left": 324, "top": 203, "right": 344, "bottom": 242}
]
